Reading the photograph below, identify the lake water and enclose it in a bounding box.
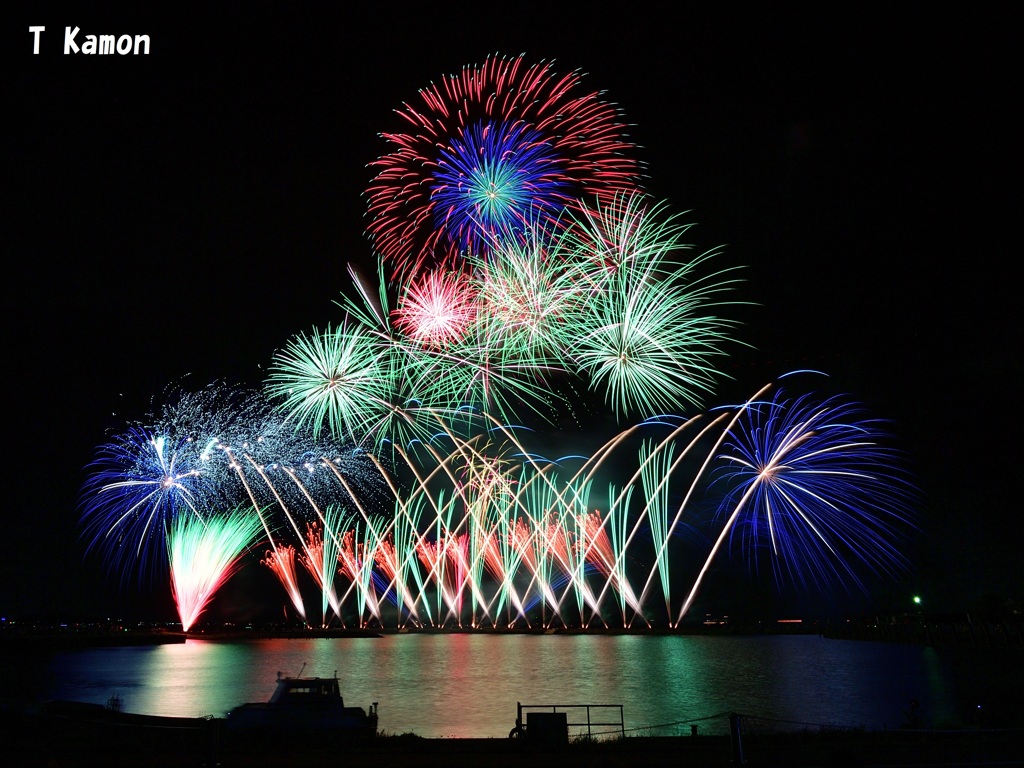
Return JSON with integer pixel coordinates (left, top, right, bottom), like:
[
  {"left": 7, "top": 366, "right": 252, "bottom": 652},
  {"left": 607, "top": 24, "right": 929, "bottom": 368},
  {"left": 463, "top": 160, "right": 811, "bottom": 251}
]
[{"left": 12, "top": 634, "right": 1022, "bottom": 738}]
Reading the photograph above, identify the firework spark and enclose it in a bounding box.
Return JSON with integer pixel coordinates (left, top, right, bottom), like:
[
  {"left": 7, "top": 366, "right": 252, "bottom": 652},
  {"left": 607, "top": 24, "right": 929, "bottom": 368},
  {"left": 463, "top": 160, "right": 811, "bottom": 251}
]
[{"left": 80, "top": 384, "right": 381, "bottom": 586}]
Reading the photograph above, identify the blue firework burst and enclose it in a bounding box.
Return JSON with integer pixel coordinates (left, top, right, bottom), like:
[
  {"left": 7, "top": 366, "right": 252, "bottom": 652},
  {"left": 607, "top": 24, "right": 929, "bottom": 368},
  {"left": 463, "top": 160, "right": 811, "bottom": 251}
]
[
  {"left": 79, "top": 384, "right": 386, "bottom": 585},
  {"left": 432, "top": 120, "right": 569, "bottom": 257},
  {"left": 80, "top": 428, "right": 217, "bottom": 583},
  {"left": 711, "top": 382, "right": 918, "bottom": 593}
]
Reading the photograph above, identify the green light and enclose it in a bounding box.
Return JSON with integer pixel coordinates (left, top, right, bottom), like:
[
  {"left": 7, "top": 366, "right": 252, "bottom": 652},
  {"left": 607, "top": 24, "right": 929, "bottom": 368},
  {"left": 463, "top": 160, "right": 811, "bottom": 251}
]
[{"left": 913, "top": 596, "right": 922, "bottom": 605}]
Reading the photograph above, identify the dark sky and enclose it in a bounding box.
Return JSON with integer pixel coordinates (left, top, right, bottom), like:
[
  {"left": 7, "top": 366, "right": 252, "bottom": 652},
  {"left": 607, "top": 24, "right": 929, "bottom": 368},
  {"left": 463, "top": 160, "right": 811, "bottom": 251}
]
[{"left": 7, "top": 5, "right": 1021, "bottom": 621}]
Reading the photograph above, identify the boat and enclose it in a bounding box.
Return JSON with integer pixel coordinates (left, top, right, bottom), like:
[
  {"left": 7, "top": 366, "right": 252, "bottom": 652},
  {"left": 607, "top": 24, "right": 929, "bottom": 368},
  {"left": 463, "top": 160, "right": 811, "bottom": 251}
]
[{"left": 226, "top": 670, "right": 378, "bottom": 736}]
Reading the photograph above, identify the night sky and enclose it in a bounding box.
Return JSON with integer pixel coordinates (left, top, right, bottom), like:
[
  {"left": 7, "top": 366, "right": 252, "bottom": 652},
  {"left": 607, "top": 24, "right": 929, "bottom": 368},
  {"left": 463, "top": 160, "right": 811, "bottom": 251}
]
[{"left": 8, "top": 5, "right": 1021, "bottom": 622}]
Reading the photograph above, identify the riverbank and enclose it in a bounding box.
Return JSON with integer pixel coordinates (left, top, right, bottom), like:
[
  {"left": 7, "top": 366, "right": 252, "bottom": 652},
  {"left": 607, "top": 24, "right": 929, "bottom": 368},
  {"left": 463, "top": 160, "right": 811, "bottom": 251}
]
[{"left": 3, "top": 703, "right": 1021, "bottom": 767}]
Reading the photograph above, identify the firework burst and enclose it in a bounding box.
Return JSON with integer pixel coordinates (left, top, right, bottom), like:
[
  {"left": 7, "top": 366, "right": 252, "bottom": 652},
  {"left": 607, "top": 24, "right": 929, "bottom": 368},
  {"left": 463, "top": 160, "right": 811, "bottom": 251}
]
[
  {"left": 79, "top": 428, "right": 215, "bottom": 583},
  {"left": 265, "top": 323, "right": 394, "bottom": 443},
  {"left": 80, "top": 56, "right": 919, "bottom": 629},
  {"left": 365, "top": 54, "right": 642, "bottom": 279},
  {"left": 469, "top": 227, "right": 580, "bottom": 368},
  {"left": 432, "top": 120, "right": 569, "bottom": 254},
  {"left": 566, "top": 194, "right": 746, "bottom": 418},
  {"left": 678, "top": 376, "right": 919, "bottom": 620},
  {"left": 392, "top": 269, "right": 478, "bottom": 348},
  {"left": 80, "top": 384, "right": 381, "bottom": 584}
]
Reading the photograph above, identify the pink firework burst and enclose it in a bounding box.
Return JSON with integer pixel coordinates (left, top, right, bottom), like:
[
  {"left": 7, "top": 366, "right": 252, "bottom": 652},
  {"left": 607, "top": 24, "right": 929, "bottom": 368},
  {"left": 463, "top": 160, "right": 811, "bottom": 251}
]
[{"left": 392, "top": 269, "right": 478, "bottom": 347}]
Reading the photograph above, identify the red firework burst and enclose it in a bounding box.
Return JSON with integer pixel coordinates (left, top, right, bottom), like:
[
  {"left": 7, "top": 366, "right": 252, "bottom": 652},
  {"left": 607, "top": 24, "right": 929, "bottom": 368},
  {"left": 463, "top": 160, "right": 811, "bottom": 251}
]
[{"left": 366, "top": 54, "right": 642, "bottom": 280}]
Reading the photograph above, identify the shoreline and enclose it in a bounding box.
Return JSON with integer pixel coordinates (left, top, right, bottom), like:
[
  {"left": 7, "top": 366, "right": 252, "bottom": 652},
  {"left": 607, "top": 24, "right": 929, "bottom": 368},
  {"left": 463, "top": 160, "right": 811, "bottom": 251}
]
[{"left": 3, "top": 703, "right": 1022, "bottom": 767}]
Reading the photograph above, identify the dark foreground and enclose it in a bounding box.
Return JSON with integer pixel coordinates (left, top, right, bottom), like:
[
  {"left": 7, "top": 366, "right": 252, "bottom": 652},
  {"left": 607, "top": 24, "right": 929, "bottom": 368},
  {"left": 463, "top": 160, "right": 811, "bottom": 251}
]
[{"left": 3, "top": 704, "right": 1022, "bottom": 768}]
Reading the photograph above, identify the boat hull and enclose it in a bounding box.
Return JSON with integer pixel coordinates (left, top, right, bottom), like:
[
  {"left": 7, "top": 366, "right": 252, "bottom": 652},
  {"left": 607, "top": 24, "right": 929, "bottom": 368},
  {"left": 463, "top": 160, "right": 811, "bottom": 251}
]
[{"left": 226, "top": 701, "right": 377, "bottom": 735}]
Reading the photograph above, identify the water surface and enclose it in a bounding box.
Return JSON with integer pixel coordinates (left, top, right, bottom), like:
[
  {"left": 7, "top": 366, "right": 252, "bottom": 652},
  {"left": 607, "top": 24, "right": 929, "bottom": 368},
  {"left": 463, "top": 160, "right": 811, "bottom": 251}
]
[{"left": 14, "top": 634, "right": 1021, "bottom": 737}]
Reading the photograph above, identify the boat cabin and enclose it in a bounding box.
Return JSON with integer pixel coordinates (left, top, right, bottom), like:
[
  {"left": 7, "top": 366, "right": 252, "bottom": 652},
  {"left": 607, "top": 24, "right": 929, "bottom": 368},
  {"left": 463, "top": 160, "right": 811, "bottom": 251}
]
[{"left": 268, "top": 674, "right": 345, "bottom": 707}]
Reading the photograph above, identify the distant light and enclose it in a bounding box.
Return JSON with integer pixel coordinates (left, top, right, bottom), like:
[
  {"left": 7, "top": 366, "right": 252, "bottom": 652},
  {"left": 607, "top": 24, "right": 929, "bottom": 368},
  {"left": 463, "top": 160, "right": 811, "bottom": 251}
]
[{"left": 913, "top": 596, "right": 922, "bottom": 605}]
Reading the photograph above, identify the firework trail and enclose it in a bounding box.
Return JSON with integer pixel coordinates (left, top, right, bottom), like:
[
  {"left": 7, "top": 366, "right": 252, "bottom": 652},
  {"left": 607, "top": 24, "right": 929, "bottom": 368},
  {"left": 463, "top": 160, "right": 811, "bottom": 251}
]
[
  {"left": 300, "top": 514, "right": 347, "bottom": 627},
  {"left": 640, "top": 438, "right": 676, "bottom": 617},
  {"left": 601, "top": 484, "right": 640, "bottom": 625},
  {"left": 261, "top": 544, "right": 306, "bottom": 622},
  {"left": 366, "top": 54, "right": 641, "bottom": 279},
  {"left": 167, "top": 508, "right": 262, "bottom": 632},
  {"left": 85, "top": 378, "right": 916, "bottom": 628},
  {"left": 337, "top": 524, "right": 383, "bottom": 627}
]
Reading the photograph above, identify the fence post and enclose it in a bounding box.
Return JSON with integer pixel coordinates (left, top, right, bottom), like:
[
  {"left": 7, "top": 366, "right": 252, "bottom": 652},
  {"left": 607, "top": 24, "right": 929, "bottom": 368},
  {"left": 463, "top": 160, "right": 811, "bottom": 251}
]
[{"left": 729, "top": 712, "right": 746, "bottom": 764}]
